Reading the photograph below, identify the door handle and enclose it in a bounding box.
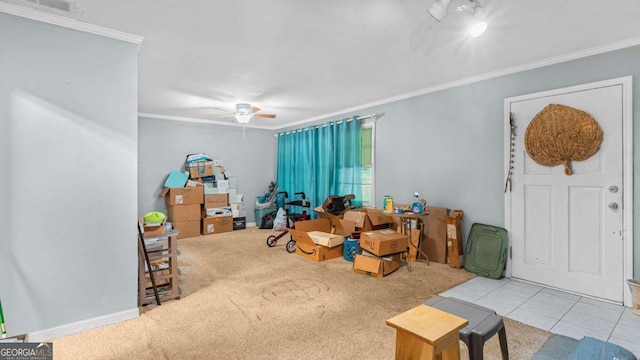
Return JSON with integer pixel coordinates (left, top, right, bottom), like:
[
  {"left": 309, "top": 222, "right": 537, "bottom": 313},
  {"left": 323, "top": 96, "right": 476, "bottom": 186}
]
[{"left": 608, "top": 202, "right": 619, "bottom": 210}]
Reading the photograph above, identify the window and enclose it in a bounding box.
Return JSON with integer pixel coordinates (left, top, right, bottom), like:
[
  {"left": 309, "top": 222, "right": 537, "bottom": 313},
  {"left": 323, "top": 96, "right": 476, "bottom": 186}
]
[{"left": 361, "top": 123, "right": 374, "bottom": 207}]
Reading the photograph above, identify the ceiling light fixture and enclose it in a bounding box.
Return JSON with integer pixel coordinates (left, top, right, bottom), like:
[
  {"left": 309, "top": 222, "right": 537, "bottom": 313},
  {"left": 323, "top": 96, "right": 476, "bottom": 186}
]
[
  {"left": 233, "top": 103, "right": 254, "bottom": 123},
  {"left": 469, "top": 21, "right": 487, "bottom": 37},
  {"left": 427, "top": 0, "right": 488, "bottom": 37},
  {"left": 234, "top": 114, "right": 253, "bottom": 123}
]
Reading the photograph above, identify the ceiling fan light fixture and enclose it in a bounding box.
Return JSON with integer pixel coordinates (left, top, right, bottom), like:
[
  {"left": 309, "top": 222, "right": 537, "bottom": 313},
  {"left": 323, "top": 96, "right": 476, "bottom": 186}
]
[
  {"left": 427, "top": 0, "right": 453, "bottom": 22},
  {"left": 469, "top": 21, "right": 487, "bottom": 37},
  {"left": 234, "top": 114, "right": 253, "bottom": 123}
]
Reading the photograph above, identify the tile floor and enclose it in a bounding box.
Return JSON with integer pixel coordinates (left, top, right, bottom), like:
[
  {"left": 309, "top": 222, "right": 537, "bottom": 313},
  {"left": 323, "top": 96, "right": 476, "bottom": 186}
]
[{"left": 440, "top": 277, "right": 640, "bottom": 357}]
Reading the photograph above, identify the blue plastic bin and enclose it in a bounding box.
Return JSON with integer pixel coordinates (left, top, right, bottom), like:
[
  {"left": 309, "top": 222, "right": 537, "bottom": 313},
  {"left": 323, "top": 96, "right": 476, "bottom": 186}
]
[{"left": 343, "top": 237, "right": 362, "bottom": 262}]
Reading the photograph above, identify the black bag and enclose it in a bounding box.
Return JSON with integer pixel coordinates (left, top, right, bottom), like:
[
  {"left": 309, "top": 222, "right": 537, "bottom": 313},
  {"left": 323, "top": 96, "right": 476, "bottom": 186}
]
[{"left": 259, "top": 210, "right": 278, "bottom": 229}]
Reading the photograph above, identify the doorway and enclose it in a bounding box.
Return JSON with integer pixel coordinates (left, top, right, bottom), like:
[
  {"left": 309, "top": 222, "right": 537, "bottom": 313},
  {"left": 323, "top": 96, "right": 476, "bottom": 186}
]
[{"left": 504, "top": 77, "right": 633, "bottom": 305}]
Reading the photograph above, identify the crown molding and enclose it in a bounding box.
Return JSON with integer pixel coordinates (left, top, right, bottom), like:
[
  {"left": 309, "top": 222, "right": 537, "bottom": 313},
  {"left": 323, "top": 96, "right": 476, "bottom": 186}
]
[
  {"left": 138, "top": 113, "right": 277, "bottom": 131},
  {"left": 0, "top": 2, "right": 143, "bottom": 44}
]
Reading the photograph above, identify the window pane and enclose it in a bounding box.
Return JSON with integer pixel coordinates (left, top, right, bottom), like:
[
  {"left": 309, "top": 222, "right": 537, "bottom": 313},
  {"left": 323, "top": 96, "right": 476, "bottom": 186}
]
[
  {"left": 361, "top": 128, "right": 372, "bottom": 166},
  {"left": 361, "top": 167, "right": 373, "bottom": 205},
  {"left": 361, "top": 184, "right": 373, "bottom": 203},
  {"left": 361, "top": 166, "right": 372, "bottom": 184}
]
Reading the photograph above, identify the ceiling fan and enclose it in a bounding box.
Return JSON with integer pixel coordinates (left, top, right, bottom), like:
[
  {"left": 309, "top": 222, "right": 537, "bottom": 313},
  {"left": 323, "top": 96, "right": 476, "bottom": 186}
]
[{"left": 214, "top": 103, "right": 277, "bottom": 123}]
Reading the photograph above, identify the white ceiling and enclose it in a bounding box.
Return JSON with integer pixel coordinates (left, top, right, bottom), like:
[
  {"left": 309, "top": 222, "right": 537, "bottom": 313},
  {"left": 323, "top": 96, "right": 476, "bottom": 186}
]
[{"left": 4, "top": 0, "right": 640, "bottom": 129}]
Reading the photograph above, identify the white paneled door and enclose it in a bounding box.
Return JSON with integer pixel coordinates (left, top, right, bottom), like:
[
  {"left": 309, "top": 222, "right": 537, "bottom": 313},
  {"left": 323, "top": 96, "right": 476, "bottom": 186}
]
[{"left": 506, "top": 78, "right": 631, "bottom": 303}]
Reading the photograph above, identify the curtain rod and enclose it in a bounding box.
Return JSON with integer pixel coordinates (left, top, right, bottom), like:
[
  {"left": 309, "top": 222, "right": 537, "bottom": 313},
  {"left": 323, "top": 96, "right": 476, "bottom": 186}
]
[{"left": 274, "top": 113, "right": 380, "bottom": 137}]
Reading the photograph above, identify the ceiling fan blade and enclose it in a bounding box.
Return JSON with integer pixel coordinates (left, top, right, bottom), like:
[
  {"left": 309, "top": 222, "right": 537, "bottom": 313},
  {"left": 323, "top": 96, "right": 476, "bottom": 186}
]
[
  {"left": 254, "top": 113, "right": 277, "bottom": 119},
  {"left": 249, "top": 106, "right": 261, "bottom": 114},
  {"left": 213, "top": 106, "right": 235, "bottom": 113}
]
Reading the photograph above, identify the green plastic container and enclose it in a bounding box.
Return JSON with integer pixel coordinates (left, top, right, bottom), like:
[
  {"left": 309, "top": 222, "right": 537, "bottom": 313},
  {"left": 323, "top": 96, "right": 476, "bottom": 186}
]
[{"left": 464, "top": 223, "right": 509, "bottom": 279}]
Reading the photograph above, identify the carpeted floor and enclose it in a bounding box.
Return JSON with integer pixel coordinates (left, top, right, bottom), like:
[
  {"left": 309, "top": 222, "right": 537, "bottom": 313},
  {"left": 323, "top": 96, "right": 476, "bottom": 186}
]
[{"left": 51, "top": 228, "right": 552, "bottom": 359}]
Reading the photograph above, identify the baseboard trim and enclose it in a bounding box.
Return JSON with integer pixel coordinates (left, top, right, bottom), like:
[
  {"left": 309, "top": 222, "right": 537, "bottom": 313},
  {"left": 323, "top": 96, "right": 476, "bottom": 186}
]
[
  {"left": 247, "top": 221, "right": 257, "bottom": 228},
  {"left": 29, "top": 308, "right": 139, "bottom": 342}
]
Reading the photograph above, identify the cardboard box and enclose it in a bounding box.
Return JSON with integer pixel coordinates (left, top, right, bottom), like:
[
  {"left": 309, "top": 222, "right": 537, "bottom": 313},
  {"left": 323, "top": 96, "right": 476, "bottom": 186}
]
[
  {"left": 353, "top": 251, "right": 402, "bottom": 278},
  {"left": 422, "top": 206, "right": 450, "bottom": 264},
  {"left": 202, "top": 215, "right": 233, "bottom": 235},
  {"left": 314, "top": 206, "right": 342, "bottom": 220},
  {"left": 187, "top": 161, "right": 214, "bottom": 179},
  {"left": 387, "top": 214, "right": 429, "bottom": 262},
  {"left": 141, "top": 218, "right": 165, "bottom": 237},
  {"left": 204, "top": 193, "right": 228, "bottom": 208},
  {"left": 446, "top": 210, "right": 464, "bottom": 269},
  {"left": 288, "top": 218, "right": 355, "bottom": 262},
  {"left": 167, "top": 204, "right": 201, "bottom": 222},
  {"left": 360, "top": 229, "right": 409, "bottom": 256},
  {"left": 343, "top": 208, "right": 393, "bottom": 231},
  {"left": 307, "top": 231, "right": 345, "bottom": 247},
  {"left": 173, "top": 220, "right": 201, "bottom": 239},
  {"left": 161, "top": 186, "right": 204, "bottom": 206}
]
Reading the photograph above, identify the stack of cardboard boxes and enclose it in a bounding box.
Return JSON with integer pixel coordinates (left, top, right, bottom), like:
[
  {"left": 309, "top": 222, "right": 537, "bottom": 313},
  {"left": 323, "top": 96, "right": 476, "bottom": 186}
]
[
  {"left": 164, "top": 186, "right": 204, "bottom": 239},
  {"left": 158, "top": 155, "right": 246, "bottom": 238},
  {"left": 201, "top": 193, "right": 233, "bottom": 235},
  {"left": 189, "top": 158, "right": 245, "bottom": 233},
  {"left": 354, "top": 230, "right": 409, "bottom": 277}
]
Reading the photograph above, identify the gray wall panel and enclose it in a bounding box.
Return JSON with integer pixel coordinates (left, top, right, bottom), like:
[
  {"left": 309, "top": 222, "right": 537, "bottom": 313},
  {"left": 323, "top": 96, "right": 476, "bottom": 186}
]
[
  {"left": 0, "top": 13, "right": 139, "bottom": 335},
  {"left": 138, "top": 118, "right": 277, "bottom": 223}
]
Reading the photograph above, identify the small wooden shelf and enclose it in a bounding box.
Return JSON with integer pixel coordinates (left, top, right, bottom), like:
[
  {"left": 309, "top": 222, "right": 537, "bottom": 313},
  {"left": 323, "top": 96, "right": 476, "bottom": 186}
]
[{"left": 138, "top": 230, "right": 181, "bottom": 306}]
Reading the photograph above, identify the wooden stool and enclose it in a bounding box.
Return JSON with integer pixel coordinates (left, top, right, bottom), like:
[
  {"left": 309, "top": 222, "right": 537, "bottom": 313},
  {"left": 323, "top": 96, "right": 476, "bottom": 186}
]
[{"left": 386, "top": 304, "right": 469, "bottom": 360}]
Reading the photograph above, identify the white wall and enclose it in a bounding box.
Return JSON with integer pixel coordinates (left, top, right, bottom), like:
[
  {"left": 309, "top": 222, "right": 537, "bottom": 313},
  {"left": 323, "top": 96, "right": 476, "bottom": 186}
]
[{"left": 0, "top": 13, "right": 139, "bottom": 338}]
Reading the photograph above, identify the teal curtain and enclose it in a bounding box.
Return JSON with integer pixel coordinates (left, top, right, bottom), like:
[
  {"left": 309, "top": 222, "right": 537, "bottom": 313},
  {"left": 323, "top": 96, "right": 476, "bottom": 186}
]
[{"left": 276, "top": 116, "right": 362, "bottom": 215}]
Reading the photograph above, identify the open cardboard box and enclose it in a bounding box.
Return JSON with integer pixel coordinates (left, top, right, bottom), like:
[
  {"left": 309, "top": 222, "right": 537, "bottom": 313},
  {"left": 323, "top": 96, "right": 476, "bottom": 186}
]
[
  {"left": 160, "top": 186, "right": 204, "bottom": 206},
  {"left": 343, "top": 208, "right": 394, "bottom": 231},
  {"left": 314, "top": 206, "right": 342, "bottom": 220},
  {"left": 288, "top": 218, "right": 355, "bottom": 262},
  {"left": 141, "top": 218, "right": 166, "bottom": 237},
  {"left": 307, "top": 231, "right": 345, "bottom": 247},
  {"left": 353, "top": 250, "right": 402, "bottom": 278}
]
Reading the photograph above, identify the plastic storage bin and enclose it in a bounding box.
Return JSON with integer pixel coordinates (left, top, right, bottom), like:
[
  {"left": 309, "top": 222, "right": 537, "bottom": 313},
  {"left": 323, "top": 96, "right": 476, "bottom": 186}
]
[
  {"left": 255, "top": 207, "right": 278, "bottom": 228},
  {"left": 343, "top": 237, "right": 362, "bottom": 262}
]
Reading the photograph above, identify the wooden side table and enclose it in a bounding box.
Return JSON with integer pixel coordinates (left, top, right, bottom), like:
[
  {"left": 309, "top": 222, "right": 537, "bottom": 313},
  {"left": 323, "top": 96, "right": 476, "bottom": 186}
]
[
  {"left": 389, "top": 212, "right": 430, "bottom": 264},
  {"left": 386, "top": 304, "right": 468, "bottom": 360}
]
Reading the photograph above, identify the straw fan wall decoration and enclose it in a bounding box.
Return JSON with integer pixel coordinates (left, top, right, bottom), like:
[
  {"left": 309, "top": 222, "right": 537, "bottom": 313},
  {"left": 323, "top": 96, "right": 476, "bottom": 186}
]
[{"left": 524, "top": 104, "right": 603, "bottom": 176}]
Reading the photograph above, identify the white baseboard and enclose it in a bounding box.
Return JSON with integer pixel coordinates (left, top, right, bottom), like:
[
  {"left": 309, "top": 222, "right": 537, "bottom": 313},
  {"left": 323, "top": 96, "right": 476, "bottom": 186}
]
[
  {"left": 247, "top": 221, "right": 256, "bottom": 228},
  {"left": 29, "top": 308, "right": 139, "bottom": 342}
]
